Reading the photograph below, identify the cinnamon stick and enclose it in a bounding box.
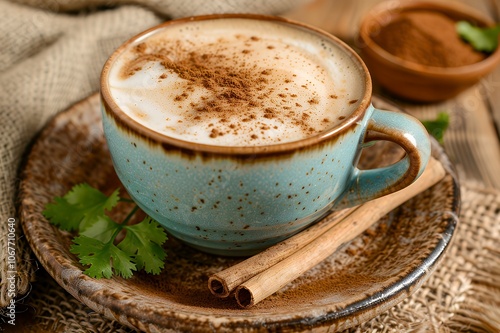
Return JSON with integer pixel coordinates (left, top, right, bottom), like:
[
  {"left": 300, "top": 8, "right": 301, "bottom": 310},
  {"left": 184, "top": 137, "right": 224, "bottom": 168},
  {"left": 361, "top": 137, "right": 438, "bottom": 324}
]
[
  {"left": 232, "top": 157, "right": 446, "bottom": 308},
  {"left": 208, "top": 207, "right": 356, "bottom": 297}
]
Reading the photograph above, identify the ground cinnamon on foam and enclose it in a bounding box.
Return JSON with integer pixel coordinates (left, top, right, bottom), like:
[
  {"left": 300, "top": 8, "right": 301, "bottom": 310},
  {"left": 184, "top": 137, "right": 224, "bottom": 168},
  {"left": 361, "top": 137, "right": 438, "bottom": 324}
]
[{"left": 120, "top": 37, "right": 331, "bottom": 141}]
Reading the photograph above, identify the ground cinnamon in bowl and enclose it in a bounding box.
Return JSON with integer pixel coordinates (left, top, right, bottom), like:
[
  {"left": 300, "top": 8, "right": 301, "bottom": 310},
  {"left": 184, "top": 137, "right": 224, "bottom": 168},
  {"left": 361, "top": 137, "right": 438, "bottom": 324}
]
[
  {"left": 358, "top": 1, "right": 500, "bottom": 102},
  {"left": 372, "top": 11, "right": 487, "bottom": 68}
]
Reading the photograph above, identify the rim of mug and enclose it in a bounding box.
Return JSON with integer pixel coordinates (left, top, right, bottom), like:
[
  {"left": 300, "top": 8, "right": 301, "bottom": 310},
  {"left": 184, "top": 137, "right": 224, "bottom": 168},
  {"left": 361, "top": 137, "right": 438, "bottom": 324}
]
[{"left": 100, "top": 13, "right": 373, "bottom": 155}]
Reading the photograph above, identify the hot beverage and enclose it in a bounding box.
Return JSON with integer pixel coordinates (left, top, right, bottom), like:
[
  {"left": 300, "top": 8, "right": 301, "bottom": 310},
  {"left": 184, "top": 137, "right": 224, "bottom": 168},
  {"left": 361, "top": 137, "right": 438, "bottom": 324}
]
[
  {"left": 101, "top": 15, "right": 430, "bottom": 255},
  {"left": 106, "top": 18, "right": 365, "bottom": 146}
]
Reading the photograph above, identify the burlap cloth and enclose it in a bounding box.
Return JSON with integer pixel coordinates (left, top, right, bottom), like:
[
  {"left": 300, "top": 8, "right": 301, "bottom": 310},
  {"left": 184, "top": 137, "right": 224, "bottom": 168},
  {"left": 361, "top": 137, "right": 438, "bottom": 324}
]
[{"left": 1, "top": 1, "right": 499, "bottom": 332}]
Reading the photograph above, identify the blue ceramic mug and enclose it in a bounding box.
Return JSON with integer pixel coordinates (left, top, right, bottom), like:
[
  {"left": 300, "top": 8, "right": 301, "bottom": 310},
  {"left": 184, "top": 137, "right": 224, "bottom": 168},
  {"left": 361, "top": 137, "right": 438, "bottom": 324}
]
[{"left": 100, "top": 14, "right": 431, "bottom": 256}]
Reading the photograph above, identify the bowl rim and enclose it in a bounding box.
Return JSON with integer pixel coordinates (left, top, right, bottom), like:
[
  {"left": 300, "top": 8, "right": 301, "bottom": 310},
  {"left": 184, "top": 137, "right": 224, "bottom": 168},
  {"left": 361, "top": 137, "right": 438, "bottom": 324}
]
[{"left": 358, "top": 0, "right": 500, "bottom": 77}]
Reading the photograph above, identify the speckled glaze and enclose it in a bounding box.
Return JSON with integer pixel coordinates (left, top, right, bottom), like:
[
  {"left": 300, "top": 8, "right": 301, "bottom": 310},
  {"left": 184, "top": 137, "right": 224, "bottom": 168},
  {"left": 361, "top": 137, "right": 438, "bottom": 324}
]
[
  {"left": 100, "top": 14, "right": 431, "bottom": 256},
  {"left": 19, "top": 94, "right": 459, "bottom": 333}
]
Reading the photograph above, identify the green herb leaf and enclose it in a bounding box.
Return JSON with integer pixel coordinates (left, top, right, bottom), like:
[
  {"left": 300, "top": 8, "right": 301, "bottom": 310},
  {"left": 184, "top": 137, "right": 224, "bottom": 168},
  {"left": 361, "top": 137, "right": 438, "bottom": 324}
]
[
  {"left": 43, "top": 183, "right": 169, "bottom": 279},
  {"left": 422, "top": 112, "right": 450, "bottom": 144},
  {"left": 119, "top": 217, "right": 167, "bottom": 274},
  {"left": 79, "top": 215, "right": 118, "bottom": 243},
  {"left": 456, "top": 21, "right": 500, "bottom": 53},
  {"left": 71, "top": 235, "right": 136, "bottom": 279},
  {"left": 43, "top": 184, "right": 120, "bottom": 232}
]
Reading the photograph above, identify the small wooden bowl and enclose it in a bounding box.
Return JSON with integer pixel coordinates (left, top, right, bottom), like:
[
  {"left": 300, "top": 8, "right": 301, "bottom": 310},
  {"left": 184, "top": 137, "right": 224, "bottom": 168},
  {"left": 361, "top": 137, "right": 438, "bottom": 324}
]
[{"left": 358, "top": 1, "right": 500, "bottom": 102}]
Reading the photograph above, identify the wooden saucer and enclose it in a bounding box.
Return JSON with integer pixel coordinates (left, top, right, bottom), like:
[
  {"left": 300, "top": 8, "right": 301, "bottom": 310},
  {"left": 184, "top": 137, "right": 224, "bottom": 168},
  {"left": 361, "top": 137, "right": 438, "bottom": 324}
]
[{"left": 19, "top": 93, "right": 459, "bottom": 332}]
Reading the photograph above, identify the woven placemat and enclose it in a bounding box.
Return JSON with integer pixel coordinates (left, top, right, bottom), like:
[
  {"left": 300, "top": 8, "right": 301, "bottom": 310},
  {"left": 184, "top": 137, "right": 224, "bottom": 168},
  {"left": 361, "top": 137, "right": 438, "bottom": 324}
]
[{"left": 6, "top": 182, "right": 499, "bottom": 332}]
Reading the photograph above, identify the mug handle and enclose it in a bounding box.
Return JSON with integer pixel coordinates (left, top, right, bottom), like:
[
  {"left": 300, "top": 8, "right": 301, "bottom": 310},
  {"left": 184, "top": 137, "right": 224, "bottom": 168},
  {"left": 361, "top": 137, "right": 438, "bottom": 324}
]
[{"left": 340, "top": 107, "right": 431, "bottom": 207}]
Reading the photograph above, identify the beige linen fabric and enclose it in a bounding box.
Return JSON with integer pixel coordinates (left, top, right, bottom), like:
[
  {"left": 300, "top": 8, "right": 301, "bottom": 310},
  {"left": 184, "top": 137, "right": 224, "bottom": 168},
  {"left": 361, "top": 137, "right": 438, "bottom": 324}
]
[
  {"left": 0, "top": 0, "right": 163, "bottom": 306},
  {"left": 7, "top": 0, "right": 310, "bottom": 18}
]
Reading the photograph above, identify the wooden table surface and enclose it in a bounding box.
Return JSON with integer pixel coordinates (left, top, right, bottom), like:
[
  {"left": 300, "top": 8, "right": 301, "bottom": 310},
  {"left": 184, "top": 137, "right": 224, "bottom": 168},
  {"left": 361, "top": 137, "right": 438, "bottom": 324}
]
[{"left": 286, "top": 0, "right": 500, "bottom": 189}]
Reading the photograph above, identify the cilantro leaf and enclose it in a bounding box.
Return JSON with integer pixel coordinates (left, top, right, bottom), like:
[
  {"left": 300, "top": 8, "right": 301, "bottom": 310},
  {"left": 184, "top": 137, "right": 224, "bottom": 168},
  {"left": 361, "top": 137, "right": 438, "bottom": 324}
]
[
  {"left": 422, "top": 112, "right": 450, "bottom": 144},
  {"left": 44, "top": 183, "right": 169, "bottom": 279},
  {"left": 118, "top": 217, "right": 167, "bottom": 274},
  {"left": 71, "top": 235, "right": 136, "bottom": 279},
  {"left": 43, "top": 196, "right": 82, "bottom": 231},
  {"left": 43, "top": 184, "right": 120, "bottom": 232},
  {"left": 79, "top": 215, "right": 118, "bottom": 243},
  {"left": 457, "top": 21, "right": 500, "bottom": 53}
]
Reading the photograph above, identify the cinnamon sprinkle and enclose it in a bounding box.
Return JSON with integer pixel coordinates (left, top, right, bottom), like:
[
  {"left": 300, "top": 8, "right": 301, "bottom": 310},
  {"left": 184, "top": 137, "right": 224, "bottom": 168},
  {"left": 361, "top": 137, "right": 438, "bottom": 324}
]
[{"left": 119, "top": 36, "right": 333, "bottom": 141}]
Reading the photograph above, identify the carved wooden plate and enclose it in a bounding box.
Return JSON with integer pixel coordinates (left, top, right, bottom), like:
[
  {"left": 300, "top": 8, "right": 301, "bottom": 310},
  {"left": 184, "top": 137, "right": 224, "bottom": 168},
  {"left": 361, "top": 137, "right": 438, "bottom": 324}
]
[{"left": 19, "top": 93, "right": 459, "bottom": 332}]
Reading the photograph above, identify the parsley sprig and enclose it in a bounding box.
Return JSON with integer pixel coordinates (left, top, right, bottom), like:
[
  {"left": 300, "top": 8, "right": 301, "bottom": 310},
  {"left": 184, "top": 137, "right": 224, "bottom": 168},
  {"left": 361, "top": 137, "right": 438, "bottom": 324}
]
[
  {"left": 421, "top": 112, "right": 450, "bottom": 144},
  {"left": 43, "top": 184, "right": 167, "bottom": 279}
]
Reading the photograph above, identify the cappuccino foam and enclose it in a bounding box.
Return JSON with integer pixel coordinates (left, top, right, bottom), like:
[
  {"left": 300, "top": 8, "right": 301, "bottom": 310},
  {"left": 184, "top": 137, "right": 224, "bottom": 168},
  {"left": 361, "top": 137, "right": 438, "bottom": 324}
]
[{"left": 108, "top": 18, "right": 365, "bottom": 146}]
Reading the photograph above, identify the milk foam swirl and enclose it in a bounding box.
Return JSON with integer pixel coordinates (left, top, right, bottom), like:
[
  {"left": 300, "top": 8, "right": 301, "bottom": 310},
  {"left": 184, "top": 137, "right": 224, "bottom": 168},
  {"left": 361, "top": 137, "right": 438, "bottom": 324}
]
[{"left": 108, "top": 18, "right": 364, "bottom": 146}]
